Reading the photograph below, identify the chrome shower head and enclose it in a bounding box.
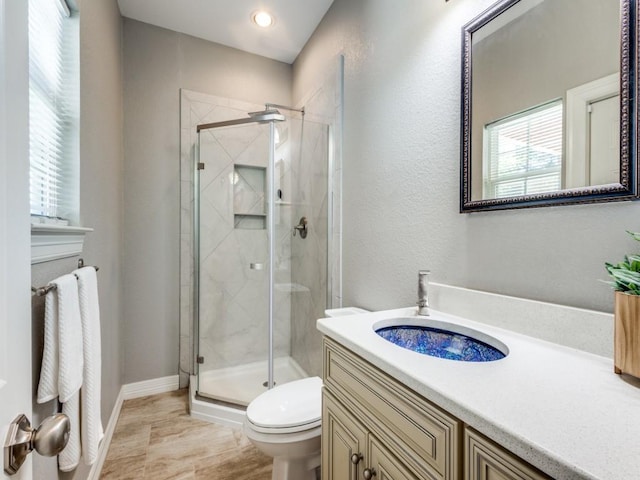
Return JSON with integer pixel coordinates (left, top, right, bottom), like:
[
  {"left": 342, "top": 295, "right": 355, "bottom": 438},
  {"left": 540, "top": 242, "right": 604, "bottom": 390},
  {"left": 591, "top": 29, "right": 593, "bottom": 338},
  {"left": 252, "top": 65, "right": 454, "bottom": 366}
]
[
  {"left": 247, "top": 109, "right": 285, "bottom": 122},
  {"left": 249, "top": 108, "right": 280, "bottom": 116}
]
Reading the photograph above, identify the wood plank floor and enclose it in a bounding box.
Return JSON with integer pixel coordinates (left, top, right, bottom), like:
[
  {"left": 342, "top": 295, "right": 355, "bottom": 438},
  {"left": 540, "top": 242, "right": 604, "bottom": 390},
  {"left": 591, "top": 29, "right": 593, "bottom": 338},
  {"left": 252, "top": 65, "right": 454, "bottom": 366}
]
[{"left": 100, "top": 389, "right": 272, "bottom": 479}]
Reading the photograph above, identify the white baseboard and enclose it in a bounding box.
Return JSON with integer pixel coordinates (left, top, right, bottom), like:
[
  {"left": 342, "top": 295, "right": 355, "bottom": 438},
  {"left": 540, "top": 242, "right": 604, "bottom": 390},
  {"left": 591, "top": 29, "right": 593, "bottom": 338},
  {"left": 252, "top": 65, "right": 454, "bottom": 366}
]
[
  {"left": 122, "top": 374, "right": 180, "bottom": 400},
  {"left": 87, "top": 375, "right": 180, "bottom": 479},
  {"left": 87, "top": 388, "right": 124, "bottom": 480}
]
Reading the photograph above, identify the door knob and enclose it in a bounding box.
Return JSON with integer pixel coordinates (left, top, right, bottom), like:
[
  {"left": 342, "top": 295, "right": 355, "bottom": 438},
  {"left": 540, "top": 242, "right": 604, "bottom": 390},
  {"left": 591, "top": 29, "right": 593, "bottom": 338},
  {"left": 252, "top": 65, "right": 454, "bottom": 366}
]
[
  {"left": 4, "top": 413, "right": 70, "bottom": 475},
  {"left": 350, "top": 453, "right": 363, "bottom": 465}
]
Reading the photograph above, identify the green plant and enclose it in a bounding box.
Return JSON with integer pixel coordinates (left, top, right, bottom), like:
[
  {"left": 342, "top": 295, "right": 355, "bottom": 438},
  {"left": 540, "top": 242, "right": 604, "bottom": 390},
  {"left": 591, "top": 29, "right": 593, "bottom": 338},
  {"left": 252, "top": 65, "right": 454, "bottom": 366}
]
[{"left": 605, "top": 231, "right": 640, "bottom": 295}]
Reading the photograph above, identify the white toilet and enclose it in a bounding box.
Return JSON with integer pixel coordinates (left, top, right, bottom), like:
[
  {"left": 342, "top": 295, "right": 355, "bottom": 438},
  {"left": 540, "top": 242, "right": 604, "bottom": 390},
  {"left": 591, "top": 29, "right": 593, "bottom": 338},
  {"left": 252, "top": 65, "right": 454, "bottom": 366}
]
[
  {"left": 243, "top": 376, "right": 323, "bottom": 480},
  {"left": 243, "top": 308, "right": 369, "bottom": 480}
]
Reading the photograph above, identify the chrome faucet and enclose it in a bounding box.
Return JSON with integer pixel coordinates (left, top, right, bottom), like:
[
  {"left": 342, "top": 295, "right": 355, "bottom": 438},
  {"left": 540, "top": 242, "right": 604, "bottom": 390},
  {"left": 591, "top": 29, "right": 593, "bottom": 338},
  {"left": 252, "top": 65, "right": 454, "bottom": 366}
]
[{"left": 417, "top": 270, "right": 430, "bottom": 316}]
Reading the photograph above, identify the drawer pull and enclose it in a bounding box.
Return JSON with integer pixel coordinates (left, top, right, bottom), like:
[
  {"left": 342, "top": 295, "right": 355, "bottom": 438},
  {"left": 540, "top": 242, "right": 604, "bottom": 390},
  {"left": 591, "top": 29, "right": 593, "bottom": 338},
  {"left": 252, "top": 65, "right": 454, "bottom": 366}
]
[
  {"left": 363, "top": 467, "right": 376, "bottom": 479},
  {"left": 351, "top": 453, "right": 363, "bottom": 465}
]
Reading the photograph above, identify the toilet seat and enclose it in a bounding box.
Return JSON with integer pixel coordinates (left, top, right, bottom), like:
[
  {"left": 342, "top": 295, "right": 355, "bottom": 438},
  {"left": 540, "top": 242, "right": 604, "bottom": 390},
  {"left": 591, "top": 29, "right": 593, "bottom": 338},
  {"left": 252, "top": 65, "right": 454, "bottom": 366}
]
[{"left": 246, "top": 376, "right": 322, "bottom": 434}]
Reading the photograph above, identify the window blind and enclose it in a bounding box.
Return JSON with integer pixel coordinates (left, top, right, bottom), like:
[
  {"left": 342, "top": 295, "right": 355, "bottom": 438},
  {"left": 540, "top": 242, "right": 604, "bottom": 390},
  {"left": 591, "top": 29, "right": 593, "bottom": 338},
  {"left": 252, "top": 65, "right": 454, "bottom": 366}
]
[
  {"left": 29, "top": 0, "right": 79, "bottom": 221},
  {"left": 484, "top": 100, "right": 563, "bottom": 199}
]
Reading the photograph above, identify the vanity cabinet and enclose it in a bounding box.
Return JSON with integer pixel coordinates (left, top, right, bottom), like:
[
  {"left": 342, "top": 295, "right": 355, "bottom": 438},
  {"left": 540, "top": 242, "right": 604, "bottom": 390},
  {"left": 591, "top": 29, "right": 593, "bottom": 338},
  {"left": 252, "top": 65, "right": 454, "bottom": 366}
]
[
  {"left": 323, "top": 338, "right": 461, "bottom": 480},
  {"left": 322, "top": 391, "right": 366, "bottom": 480},
  {"left": 322, "top": 337, "right": 550, "bottom": 480},
  {"left": 323, "top": 391, "right": 418, "bottom": 480},
  {"left": 465, "top": 429, "right": 549, "bottom": 480}
]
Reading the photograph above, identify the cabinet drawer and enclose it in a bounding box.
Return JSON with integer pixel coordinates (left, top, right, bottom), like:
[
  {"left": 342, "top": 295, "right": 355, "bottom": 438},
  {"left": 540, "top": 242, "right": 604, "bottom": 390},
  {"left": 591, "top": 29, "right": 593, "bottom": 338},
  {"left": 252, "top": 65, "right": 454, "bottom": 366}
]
[
  {"left": 465, "top": 428, "right": 550, "bottom": 480},
  {"left": 323, "top": 338, "right": 461, "bottom": 480}
]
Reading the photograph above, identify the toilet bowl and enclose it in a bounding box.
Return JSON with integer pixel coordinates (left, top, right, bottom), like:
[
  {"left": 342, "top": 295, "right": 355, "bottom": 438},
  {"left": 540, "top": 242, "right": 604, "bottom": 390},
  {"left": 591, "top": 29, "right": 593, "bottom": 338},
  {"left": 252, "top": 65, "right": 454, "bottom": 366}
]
[{"left": 243, "top": 376, "right": 323, "bottom": 480}]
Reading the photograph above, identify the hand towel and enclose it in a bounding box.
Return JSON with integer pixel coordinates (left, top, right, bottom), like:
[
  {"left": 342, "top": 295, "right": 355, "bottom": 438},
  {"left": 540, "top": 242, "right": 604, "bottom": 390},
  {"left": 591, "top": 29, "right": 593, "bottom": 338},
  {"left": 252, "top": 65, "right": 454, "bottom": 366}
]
[
  {"left": 37, "top": 287, "right": 59, "bottom": 403},
  {"left": 36, "top": 273, "right": 84, "bottom": 471},
  {"left": 59, "top": 391, "right": 81, "bottom": 471},
  {"left": 73, "top": 266, "right": 104, "bottom": 465},
  {"left": 55, "top": 274, "right": 84, "bottom": 402},
  {"left": 36, "top": 274, "right": 83, "bottom": 404}
]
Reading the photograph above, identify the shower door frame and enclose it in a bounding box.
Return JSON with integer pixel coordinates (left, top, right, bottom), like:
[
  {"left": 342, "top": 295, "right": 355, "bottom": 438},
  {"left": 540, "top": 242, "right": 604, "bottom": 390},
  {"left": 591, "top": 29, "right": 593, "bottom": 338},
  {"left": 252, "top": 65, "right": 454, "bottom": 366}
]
[{"left": 193, "top": 113, "right": 284, "bottom": 404}]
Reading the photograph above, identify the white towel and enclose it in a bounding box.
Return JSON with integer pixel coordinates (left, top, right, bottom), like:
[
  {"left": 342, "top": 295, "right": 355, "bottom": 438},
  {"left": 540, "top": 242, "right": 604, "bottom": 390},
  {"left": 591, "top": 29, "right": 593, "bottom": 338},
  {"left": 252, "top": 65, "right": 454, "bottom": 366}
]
[
  {"left": 59, "top": 391, "right": 81, "bottom": 471},
  {"left": 55, "top": 274, "right": 84, "bottom": 402},
  {"left": 37, "top": 287, "right": 59, "bottom": 403},
  {"left": 73, "top": 266, "right": 104, "bottom": 465},
  {"left": 37, "top": 274, "right": 84, "bottom": 403},
  {"left": 36, "top": 273, "right": 84, "bottom": 471}
]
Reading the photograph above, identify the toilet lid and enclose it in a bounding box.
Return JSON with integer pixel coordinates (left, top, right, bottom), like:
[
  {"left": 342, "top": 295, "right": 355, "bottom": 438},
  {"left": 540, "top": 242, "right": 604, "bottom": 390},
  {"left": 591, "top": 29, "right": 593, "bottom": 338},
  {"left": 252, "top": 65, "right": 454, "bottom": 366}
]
[{"left": 246, "top": 376, "right": 322, "bottom": 429}]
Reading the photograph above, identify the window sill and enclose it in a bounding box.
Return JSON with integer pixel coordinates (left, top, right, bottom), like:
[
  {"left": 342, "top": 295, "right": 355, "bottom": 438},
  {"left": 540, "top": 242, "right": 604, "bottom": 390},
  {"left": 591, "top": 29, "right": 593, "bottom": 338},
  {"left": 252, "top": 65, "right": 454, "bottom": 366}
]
[{"left": 31, "top": 224, "right": 94, "bottom": 264}]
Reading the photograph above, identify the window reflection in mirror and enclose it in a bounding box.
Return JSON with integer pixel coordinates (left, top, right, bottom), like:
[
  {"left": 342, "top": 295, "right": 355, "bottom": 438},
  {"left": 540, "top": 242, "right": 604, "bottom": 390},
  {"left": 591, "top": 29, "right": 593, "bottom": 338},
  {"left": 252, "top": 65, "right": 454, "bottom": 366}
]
[
  {"left": 470, "top": 0, "right": 620, "bottom": 202},
  {"left": 483, "top": 99, "right": 563, "bottom": 199}
]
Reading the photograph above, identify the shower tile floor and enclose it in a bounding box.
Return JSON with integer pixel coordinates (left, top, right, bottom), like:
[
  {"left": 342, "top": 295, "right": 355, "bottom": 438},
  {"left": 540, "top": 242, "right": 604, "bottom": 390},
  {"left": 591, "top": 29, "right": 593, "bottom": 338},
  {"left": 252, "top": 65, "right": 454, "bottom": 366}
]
[{"left": 100, "top": 389, "right": 272, "bottom": 480}]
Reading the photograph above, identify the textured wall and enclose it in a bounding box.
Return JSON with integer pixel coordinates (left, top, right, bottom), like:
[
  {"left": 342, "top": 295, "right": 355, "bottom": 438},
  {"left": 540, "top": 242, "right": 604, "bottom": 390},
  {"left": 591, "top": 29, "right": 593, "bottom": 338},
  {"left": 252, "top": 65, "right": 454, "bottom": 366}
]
[
  {"left": 293, "top": 0, "right": 639, "bottom": 319},
  {"left": 123, "top": 19, "right": 293, "bottom": 383}
]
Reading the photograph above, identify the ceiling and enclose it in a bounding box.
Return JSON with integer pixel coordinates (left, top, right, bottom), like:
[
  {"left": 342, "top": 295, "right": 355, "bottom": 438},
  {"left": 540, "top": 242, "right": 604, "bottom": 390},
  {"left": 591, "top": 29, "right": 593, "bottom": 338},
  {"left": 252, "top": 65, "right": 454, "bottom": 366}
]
[{"left": 116, "top": 0, "right": 334, "bottom": 64}]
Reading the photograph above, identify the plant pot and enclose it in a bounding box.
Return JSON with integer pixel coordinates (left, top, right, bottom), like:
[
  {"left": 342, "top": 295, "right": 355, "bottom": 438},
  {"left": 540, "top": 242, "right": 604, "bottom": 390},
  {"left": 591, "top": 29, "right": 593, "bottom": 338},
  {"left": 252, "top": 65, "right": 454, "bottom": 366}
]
[{"left": 614, "top": 291, "right": 640, "bottom": 377}]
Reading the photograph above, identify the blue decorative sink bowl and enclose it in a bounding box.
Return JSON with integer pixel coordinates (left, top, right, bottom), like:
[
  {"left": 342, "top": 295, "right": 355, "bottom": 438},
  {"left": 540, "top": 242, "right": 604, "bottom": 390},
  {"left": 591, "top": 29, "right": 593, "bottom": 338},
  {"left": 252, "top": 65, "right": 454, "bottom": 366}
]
[{"left": 374, "top": 319, "right": 508, "bottom": 362}]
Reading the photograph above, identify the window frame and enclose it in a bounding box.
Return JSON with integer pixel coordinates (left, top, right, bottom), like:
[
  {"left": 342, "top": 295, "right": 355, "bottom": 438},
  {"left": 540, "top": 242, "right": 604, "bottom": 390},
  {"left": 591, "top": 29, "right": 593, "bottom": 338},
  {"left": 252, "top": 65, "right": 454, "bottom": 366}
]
[
  {"left": 482, "top": 99, "right": 564, "bottom": 200},
  {"left": 28, "top": 0, "right": 80, "bottom": 225},
  {"left": 28, "top": 0, "right": 90, "bottom": 263}
]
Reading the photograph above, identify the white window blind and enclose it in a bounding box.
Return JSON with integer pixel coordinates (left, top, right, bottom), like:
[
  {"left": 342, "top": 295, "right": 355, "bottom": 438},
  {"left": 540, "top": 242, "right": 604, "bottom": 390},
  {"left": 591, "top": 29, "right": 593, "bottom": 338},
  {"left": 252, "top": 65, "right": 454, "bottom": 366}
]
[
  {"left": 484, "top": 100, "right": 563, "bottom": 199},
  {"left": 29, "top": 0, "right": 79, "bottom": 222}
]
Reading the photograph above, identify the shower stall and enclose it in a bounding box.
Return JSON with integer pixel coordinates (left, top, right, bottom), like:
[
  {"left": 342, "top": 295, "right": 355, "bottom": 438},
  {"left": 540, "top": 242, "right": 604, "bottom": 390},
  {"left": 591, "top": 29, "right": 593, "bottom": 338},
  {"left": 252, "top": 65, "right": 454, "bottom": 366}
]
[{"left": 190, "top": 104, "right": 332, "bottom": 422}]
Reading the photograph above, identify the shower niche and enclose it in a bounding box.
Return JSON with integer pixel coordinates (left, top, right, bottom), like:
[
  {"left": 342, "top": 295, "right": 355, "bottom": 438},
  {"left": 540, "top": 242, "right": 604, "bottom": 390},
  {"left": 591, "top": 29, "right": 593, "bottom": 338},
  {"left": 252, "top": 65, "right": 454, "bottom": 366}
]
[{"left": 233, "top": 164, "right": 266, "bottom": 230}]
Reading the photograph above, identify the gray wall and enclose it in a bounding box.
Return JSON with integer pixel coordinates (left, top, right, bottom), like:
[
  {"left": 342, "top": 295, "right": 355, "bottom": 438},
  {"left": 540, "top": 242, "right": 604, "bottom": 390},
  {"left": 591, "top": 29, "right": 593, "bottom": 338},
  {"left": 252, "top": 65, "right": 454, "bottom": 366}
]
[
  {"left": 293, "top": 0, "right": 638, "bottom": 315},
  {"left": 78, "top": 0, "right": 124, "bottom": 435},
  {"left": 32, "top": 0, "right": 124, "bottom": 478},
  {"left": 122, "top": 19, "right": 293, "bottom": 383}
]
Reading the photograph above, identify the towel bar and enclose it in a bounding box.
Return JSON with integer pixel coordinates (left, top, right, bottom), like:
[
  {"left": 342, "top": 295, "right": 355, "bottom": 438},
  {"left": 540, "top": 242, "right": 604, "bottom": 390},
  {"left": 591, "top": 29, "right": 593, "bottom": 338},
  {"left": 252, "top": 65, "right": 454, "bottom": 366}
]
[{"left": 31, "top": 259, "right": 99, "bottom": 297}]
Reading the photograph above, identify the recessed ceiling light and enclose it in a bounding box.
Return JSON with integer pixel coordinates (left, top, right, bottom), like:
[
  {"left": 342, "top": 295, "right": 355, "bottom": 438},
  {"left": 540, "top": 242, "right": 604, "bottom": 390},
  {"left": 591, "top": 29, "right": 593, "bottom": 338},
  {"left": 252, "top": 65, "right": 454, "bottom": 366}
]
[{"left": 252, "top": 11, "right": 274, "bottom": 28}]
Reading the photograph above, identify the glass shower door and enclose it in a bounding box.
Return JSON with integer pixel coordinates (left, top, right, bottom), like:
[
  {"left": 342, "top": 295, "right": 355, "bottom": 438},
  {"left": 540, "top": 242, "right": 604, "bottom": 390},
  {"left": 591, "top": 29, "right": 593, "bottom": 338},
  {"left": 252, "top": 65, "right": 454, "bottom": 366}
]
[
  {"left": 196, "top": 121, "right": 272, "bottom": 406},
  {"left": 194, "top": 110, "right": 331, "bottom": 407}
]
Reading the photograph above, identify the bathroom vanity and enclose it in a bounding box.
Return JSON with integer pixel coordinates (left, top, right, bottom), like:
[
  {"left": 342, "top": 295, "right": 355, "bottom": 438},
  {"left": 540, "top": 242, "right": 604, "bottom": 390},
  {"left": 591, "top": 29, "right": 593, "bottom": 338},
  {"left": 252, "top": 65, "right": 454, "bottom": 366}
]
[
  {"left": 317, "top": 307, "right": 640, "bottom": 480},
  {"left": 322, "top": 338, "right": 547, "bottom": 480}
]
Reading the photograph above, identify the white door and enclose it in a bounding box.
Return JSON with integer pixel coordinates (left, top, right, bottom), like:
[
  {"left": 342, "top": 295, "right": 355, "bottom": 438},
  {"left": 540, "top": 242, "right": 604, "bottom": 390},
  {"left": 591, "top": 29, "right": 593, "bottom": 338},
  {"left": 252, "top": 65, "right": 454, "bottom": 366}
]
[
  {"left": 589, "top": 94, "right": 620, "bottom": 185},
  {"left": 0, "top": 0, "right": 33, "bottom": 478}
]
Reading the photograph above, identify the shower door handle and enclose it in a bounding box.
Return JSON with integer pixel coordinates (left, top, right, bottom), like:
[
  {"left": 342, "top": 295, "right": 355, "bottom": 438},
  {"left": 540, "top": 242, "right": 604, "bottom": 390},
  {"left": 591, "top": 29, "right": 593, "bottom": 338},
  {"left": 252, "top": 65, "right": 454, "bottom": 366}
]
[{"left": 250, "top": 263, "right": 264, "bottom": 270}]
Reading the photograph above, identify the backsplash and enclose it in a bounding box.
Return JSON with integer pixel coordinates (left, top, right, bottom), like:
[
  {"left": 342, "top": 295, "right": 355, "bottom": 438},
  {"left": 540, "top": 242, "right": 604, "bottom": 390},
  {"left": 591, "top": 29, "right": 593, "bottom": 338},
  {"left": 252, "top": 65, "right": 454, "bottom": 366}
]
[{"left": 430, "top": 282, "right": 613, "bottom": 358}]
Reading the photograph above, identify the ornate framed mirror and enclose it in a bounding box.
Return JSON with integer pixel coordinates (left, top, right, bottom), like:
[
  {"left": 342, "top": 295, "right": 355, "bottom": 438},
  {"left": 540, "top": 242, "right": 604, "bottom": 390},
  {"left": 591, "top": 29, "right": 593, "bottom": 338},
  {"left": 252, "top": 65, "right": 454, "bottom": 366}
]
[{"left": 461, "top": 0, "right": 638, "bottom": 212}]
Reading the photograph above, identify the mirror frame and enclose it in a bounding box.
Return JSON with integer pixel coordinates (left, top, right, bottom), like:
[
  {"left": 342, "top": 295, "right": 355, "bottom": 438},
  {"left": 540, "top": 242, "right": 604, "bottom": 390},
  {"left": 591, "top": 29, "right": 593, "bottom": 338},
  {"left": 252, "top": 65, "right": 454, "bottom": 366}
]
[{"left": 460, "top": 0, "right": 639, "bottom": 212}]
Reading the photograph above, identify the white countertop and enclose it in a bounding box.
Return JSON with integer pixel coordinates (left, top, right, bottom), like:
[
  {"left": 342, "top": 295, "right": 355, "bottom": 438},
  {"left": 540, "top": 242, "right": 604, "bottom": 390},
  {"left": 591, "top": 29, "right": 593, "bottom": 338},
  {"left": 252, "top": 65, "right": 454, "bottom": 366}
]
[{"left": 317, "top": 307, "right": 640, "bottom": 480}]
